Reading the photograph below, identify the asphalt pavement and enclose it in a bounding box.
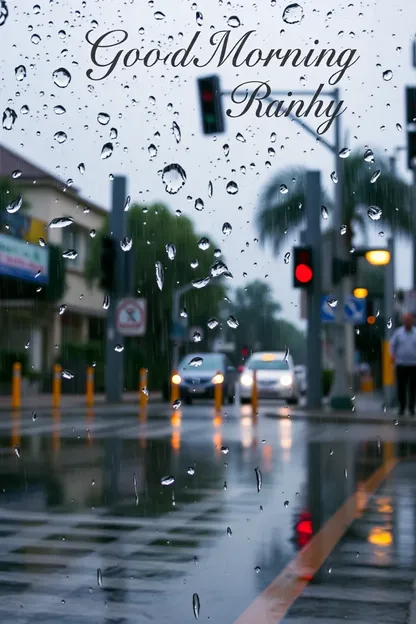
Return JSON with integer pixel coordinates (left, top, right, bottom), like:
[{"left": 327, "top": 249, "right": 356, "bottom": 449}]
[{"left": 0, "top": 398, "right": 415, "bottom": 623}]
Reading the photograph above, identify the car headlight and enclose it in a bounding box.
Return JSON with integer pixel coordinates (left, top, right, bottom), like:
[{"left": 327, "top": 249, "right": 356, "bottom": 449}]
[
  {"left": 171, "top": 374, "right": 182, "bottom": 385},
  {"left": 240, "top": 374, "right": 253, "bottom": 387},
  {"left": 280, "top": 375, "right": 293, "bottom": 387},
  {"left": 212, "top": 373, "right": 224, "bottom": 384}
]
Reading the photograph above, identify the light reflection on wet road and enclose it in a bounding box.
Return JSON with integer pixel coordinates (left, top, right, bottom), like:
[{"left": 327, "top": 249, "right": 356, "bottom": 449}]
[{"left": 0, "top": 402, "right": 414, "bottom": 623}]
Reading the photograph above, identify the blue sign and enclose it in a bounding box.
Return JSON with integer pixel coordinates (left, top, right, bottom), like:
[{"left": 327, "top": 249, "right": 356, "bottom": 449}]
[
  {"left": 0, "top": 233, "right": 49, "bottom": 285},
  {"left": 321, "top": 295, "right": 365, "bottom": 324}
]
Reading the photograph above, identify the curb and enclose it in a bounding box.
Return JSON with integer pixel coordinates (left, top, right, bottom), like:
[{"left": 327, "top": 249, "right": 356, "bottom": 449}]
[{"left": 0, "top": 395, "right": 163, "bottom": 413}]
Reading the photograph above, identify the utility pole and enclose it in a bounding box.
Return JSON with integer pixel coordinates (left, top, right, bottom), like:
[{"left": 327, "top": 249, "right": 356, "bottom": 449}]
[
  {"left": 383, "top": 237, "right": 395, "bottom": 408},
  {"left": 304, "top": 171, "right": 323, "bottom": 409},
  {"left": 105, "top": 176, "right": 127, "bottom": 403},
  {"left": 171, "top": 283, "right": 193, "bottom": 370}
]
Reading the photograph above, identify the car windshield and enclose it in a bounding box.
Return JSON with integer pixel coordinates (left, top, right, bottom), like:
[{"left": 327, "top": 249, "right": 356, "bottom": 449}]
[
  {"left": 247, "top": 358, "right": 289, "bottom": 371},
  {"left": 179, "top": 354, "right": 223, "bottom": 372}
]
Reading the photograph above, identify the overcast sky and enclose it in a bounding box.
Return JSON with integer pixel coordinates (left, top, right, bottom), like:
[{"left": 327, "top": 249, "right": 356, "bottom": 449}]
[{"left": 1, "top": 0, "right": 415, "bottom": 327}]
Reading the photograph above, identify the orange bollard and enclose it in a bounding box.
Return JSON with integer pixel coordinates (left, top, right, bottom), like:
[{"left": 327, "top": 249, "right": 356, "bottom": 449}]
[
  {"left": 251, "top": 370, "right": 258, "bottom": 417},
  {"left": 139, "top": 368, "right": 148, "bottom": 409},
  {"left": 170, "top": 370, "right": 180, "bottom": 407},
  {"left": 86, "top": 366, "right": 94, "bottom": 408},
  {"left": 52, "top": 363, "right": 62, "bottom": 409},
  {"left": 11, "top": 362, "right": 21, "bottom": 410},
  {"left": 214, "top": 370, "right": 223, "bottom": 412}
]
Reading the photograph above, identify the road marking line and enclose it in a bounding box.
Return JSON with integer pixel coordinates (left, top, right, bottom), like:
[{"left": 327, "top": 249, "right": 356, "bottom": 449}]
[{"left": 234, "top": 455, "right": 398, "bottom": 624}]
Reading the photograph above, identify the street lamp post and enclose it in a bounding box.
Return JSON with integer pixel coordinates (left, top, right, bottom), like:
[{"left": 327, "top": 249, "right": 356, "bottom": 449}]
[{"left": 171, "top": 283, "right": 193, "bottom": 370}]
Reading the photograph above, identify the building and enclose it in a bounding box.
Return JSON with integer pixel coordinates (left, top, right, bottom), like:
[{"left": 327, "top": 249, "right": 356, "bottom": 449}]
[{"left": 0, "top": 144, "right": 107, "bottom": 384}]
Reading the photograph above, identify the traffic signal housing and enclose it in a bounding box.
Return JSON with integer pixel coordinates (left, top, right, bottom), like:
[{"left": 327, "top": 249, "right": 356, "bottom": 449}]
[
  {"left": 197, "top": 75, "right": 225, "bottom": 135},
  {"left": 366, "top": 299, "right": 376, "bottom": 325},
  {"left": 99, "top": 235, "right": 116, "bottom": 292},
  {"left": 407, "top": 130, "right": 416, "bottom": 170},
  {"left": 293, "top": 246, "right": 313, "bottom": 288}
]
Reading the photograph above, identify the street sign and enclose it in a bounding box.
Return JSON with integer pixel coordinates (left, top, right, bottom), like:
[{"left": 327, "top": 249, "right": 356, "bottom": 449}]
[
  {"left": 321, "top": 296, "right": 365, "bottom": 324},
  {"left": 116, "top": 298, "right": 147, "bottom": 336}
]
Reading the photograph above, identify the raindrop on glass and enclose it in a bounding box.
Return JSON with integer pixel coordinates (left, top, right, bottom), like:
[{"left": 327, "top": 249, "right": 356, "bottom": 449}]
[
  {"left": 62, "top": 249, "right": 77, "bottom": 259},
  {"left": 364, "top": 148, "right": 375, "bottom": 163},
  {"left": 192, "top": 276, "right": 210, "bottom": 289},
  {"left": 382, "top": 70, "right": 393, "bottom": 81},
  {"left": 78, "top": 162, "right": 85, "bottom": 174},
  {"left": 173, "top": 399, "right": 182, "bottom": 410},
  {"left": 62, "top": 369, "right": 74, "bottom": 380},
  {"left": 321, "top": 205, "right": 329, "bottom": 220},
  {"left": 101, "top": 142, "right": 113, "bottom": 159},
  {"left": 97, "top": 568, "right": 102, "bottom": 587},
  {"left": 208, "top": 180, "right": 213, "bottom": 197},
  {"left": 340, "top": 224, "right": 347, "bottom": 235},
  {"left": 207, "top": 317, "right": 219, "bottom": 329},
  {"left": 54, "top": 131, "right": 67, "bottom": 144},
  {"left": 103, "top": 295, "right": 110, "bottom": 310},
  {"left": 59, "top": 304, "right": 67, "bottom": 315},
  {"left": 12, "top": 170, "right": 22, "bottom": 179},
  {"left": 97, "top": 112, "right": 110, "bottom": 125},
  {"left": 49, "top": 216, "right": 74, "bottom": 229},
  {"left": 120, "top": 237, "right": 133, "bottom": 251},
  {"left": 155, "top": 261, "right": 164, "bottom": 291},
  {"left": 194, "top": 198, "right": 204, "bottom": 211},
  {"left": 236, "top": 132, "right": 246, "bottom": 143},
  {"left": 54, "top": 105, "right": 66, "bottom": 115},
  {"left": 227, "top": 526, "right": 232, "bottom": 536},
  {"left": 367, "top": 205, "right": 382, "bottom": 221},
  {"left": 154, "top": 10, "right": 165, "bottom": 20},
  {"left": 162, "top": 163, "right": 187, "bottom": 194},
  {"left": 192, "top": 331, "right": 202, "bottom": 343},
  {"left": 282, "top": 3, "right": 304, "bottom": 24},
  {"left": 279, "top": 184, "right": 288, "bottom": 194},
  {"left": 387, "top": 317, "right": 392, "bottom": 329},
  {"left": 226, "top": 180, "right": 239, "bottom": 195},
  {"left": 52, "top": 67, "right": 71, "bottom": 88},
  {"left": 166, "top": 243, "right": 176, "bottom": 260},
  {"left": 187, "top": 466, "right": 195, "bottom": 475},
  {"left": 172, "top": 120, "right": 181, "bottom": 143},
  {"left": 114, "top": 344, "right": 124, "bottom": 353},
  {"left": 6, "top": 196, "right": 23, "bottom": 214},
  {"left": 197, "top": 237, "right": 210, "bottom": 250},
  {"left": 189, "top": 356, "right": 203, "bottom": 367},
  {"left": 2, "top": 108, "right": 17, "bottom": 131},
  {"left": 227, "top": 15, "right": 241, "bottom": 27},
  {"left": 196, "top": 11, "right": 203, "bottom": 26},
  {"left": 227, "top": 315, "right": 239, "bottom": 329},
  {"left": 330, "top": 171, "right": 338, "bottom": 184},
  {"left": 255, "top": 467, "right": 262, "bottom": 492},
  {"left": 15, "top": 65, "right": 26, "bottom": 81},
  {"left": 396, "top": 123, "right": 402, "bottom": 132},
  {"left": 161, "top": 475, "right": 175, "bottom": 486},
  {"left": 327, "top": 297, "right": 338, "bottom": 308},
  {"left": 284, "top": 252, "right": 290, "bottom": 264},
  {"left": 148, "top": 143, "right": 157, "bottom": 158},
  {"left": 370, "top": 170, "right": 381, "bottom": 184},
  {"left": 339, "top": 147, "right": 350, "bottom": 159}
]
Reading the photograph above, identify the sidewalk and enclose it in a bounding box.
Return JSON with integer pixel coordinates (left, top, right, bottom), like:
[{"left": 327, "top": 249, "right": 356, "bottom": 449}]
[{"left": 0, "top": 391, "right": 162, "bottom": 411}]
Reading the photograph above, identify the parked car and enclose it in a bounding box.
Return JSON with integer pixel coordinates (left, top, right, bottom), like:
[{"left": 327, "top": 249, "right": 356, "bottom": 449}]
[
  {"left": 239, "top": 351, "right": 300, "bottom": 405},
  {"left": 171, "top": 352, "right": 237, "bottom": 405},
  {"left": 294, "top": 365, "right": 307, "bottom": 395}
]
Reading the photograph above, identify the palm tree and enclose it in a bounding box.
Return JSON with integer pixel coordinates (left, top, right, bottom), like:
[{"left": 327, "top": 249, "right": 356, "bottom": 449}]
[{"left": 256, "top": 151, "right": 413, "bottom": 252}]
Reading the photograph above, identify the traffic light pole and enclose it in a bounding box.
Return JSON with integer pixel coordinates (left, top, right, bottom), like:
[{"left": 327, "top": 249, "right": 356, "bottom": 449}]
[
  {"left": 105, "top": 176, "right": 127, "bottom": 403},
  {"left": 303, "top": 171, "right": 323, "bottom": 409},
  {"left": 383, "top": 237, "right": 395, "bottom": 408}
]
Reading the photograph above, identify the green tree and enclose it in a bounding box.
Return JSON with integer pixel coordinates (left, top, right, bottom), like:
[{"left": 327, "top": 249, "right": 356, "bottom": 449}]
[
  {"left": 0, "top": 177, "right": 29, "bottom": 213},
  {"left": 86, "top": 203, "right": 227, "bottom": 386},
  {"left": 257, "top": 151, "right": 412, "bottom": 252}
]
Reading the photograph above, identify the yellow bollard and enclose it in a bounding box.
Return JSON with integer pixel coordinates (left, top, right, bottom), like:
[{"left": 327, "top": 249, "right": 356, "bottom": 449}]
[
  {"left": 86, "top": 366, "right": 94, "bottom": 408},
  {"left": 52, "top": 363, "right": 62, "bottom": 409},
  {"left": 251, "top": 370, "right": 258, "bottom": 417},
  {"left": 11, "top": 362, "right": 21, "bottom": 410},
  {"left": 139, "top": 368, "right": 148, "bottom": 409},
  {"left": 170, "top": 370, "right": 180, "bottom": 406},
  {"left": 214, "top": 371, "right": 223, "bottom": 411}
]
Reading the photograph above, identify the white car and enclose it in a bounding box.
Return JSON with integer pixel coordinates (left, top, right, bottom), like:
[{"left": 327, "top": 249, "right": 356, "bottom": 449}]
[
  {"left": 239, "top": 352, "right": 300, "bottom": 405},
  {"left": 294, "top": 365, "right": 307, "bottom": 395}
]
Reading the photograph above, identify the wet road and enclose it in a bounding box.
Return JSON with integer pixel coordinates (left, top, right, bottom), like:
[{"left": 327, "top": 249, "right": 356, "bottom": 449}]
[{"left": 0, "top": 400, "right": 415, "bottom": 623}]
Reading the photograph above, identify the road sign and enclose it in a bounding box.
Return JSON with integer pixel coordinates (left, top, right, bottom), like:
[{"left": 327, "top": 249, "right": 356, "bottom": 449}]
[
  {"left": 116, "top": 298, "right": 146, "bottom": 336},
  {"left": 321, "top": 295, "right": 365, "bottom": 324}
]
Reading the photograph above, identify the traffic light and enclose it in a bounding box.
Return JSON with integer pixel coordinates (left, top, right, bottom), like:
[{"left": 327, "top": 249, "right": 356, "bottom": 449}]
[
  {"left": 366, "top": 299, "right": 376, "bottom": 325},
  {"left": 241, "top": 345, "right": 249, "bottom": 359},
  {"left": 197, "top": 75, "right": 225, "bottom": 135},
  {"left": 406, "top": 86, "right": 416, "bottom": 124},
  {"left": 407, "top": 130, "right": 416, "bottom": 170},
  {"left": 99, "top": 235, "right": 116, "bottom": 292},
  {"left": 293, "top": 246, "right": 313, "bottom": 288}
]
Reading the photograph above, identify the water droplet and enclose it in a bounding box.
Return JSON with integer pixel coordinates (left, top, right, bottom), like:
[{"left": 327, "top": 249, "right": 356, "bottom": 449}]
[
  {"left": 382, "top": 69, "right": 393, "bottom": 81},
  {"left": 123, "top": 195, "right": 131, "bottom": 211},
  {"left": 49, "top": 216, "right": 74, "bottom": 229},
  {"left": 97, "top": 568, "right": 102, "bottom": 587},
  {"left": 187, "top": 466, "right": 195, "bottom": 475},
  {"left": 6, "top": 196, "right": 23, "bottom": 214},
  {"left": 15, "top": 65, "right": 26, "bottom": 81},
  {"left": 14, "top": 446, "right": 20, "bottom": 458},
  {"left": 196, "top": 10, "right": 203, "bottom": 26},
  {"left": 387, "top": 317, "right": 392, "bottom": 329},
  {"left": 198, "top": 237, "right": 210, "bottom": 251},
  {"left": 227, "top": 15, "right": 241, "bottom": 27},
  {"left": 142, "top": 386, "right": 149, "bottom": 396},
  {"left": 59, "top": 304, "right": 67, "bottom": 315},
  {"left": 38, "top": 237, "right": 45, "bottom": 247},
  {"left": 236, "top": 132, "right": 246, "bottom": 143},
  {"left": 223, "top": 480, "right": 228, "bottom": 490},
  {"left": 155, "top": 261, "right": 164, "bottom": 291},
  {"left": 339, "top": 147, "right": 350, "bottom": 158},
  {"left": 222, "top": 222, "right": 232, "bottom": 235},
  {"left": 192, "top": 331, "right": 202, "bottom": 343},
  {"left": 282, "top": 3, "right": 304, "bottom": 24},
  {"left": 321, "top": 205, "right": 329, "bottom": 220},
  {"left": 172, "top": 120, "right": 181, "bottom": 143},
  {"left": 161, "top": 475, "right": 175, "bottom": 486},
  {"left": 101, "top": 142, "right": 113, "bottom": 159},
  {"left": 54, "top": 105, "right": 66, "bottom": 115},
  {"left": 114, "top": 344, "right": 124, "bottom": 352},
  {"left": 103, "top": 295, "right": 110, "bottom": 310},
  {"left": 97, "top": 112, "right": 110, "bottom": 125},
  {"left": 189, "top": 356, "right": 203, "bottom": 367},
  {"left": 254, "top": 566, "right": 261, "bottom": 574},
  {"left": 54, "top": 131, "right": 67, "bottom": 144},
  {"left": 227, "top": 315, "right": 239, "bottom": 329},
  {"left": 330, "top": 171, "right": 338, "bottom": 184},
  {"left": 278, "top": 183, "right": 288, "bottom": 195},
  {"left": 255, "top": 467, "right": 262, "bottom": 492},
  {"left": 396, "top": 123, "right": 402, "bottom": 132},
  {"left": 327, "top": 297, "right": 338, "bottom": 308},
  {"left": 207, "top": 317, "right": 219, "bottom": 329},
  {"left": 32, "top": 412, "right": 37, "bottom": 421},
  {"left": 194, "top": 198, "right": 204, "bottom": 211},
  {"left": 340, "top": 224, "right": 347, "bottom": 235},
  {"left": 210, "top": 260, "right": 229, "bottom": 278},
  {"left": 370, "top": 169, "right": 381, "bottom": 184},
  {"left": 283, "top": 346, "right": 290, "bottom": 361},
  {"left": 221, "top": 446, "right": 229, "bottom": 455},
  {"left": 62, "top": 249, "right": 78, "bottom": 260},
  {"left": 2, "top": 107, "right": 17, "bottom": 131},
  {"left": 226, "top": 526, "right": 232, "bottom": 536},
  {"left": 165, "top": 243, "right": 176, "bottom": 260},
  {"left": 208, "top": 180, "right": 213, "bottom": 197},
  {"left": 154, "top": 10, "right": 165, "bottom": 20},
  {"left": 180, "top": 307, "right": 188, "bottom": 318},
  {"left": 364, "top": 148, "right": 375, "bottom": 163},
  {"left": 52, "top": 67, "right": 71, "bottom": 88},
  {"left": 284, "top": 252, "right": 290, "bottom": 264},
  {"left": 120, "top": 237, "right": 133, "bottom": 252},
  {"left": 31, "top": 33, "right": 41, "bottom": 44},
  {"left": 284, "top": 500, "right": 289, "bottom": 507},
  {"left": 78, "top": 162, "right": 85, "bottom": 174},
  {"left": 192, "top": 276, "right": 211, "bottom": 289},
  {"left": 62, "top": 369, "right": 74, "bottom": 380},
  {"left": 173, "top": 399, "right": 182, "bottom": 410},
  {"left": 89, "top": 229, "right": 96, "bottom": 238},
  {"left": 367, "top": 205, "right": 382, "bottom": 221},
  {"left": 162, "top": 163, "right": 187, "bottom": 194},
  {"left": 226, "top": 180, "right": 239, "bottom": 195}
]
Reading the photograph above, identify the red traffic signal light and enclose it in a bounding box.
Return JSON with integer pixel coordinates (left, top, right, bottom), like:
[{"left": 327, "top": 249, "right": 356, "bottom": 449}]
[
  {"left": 293, "top": 246, "right": 313, "bottom": 288},
  {"left": 197, "top": 75, "right": 225, "bottom": 135}
]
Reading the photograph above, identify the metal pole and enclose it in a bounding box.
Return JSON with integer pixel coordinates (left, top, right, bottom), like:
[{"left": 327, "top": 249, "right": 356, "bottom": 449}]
[
  {"left": 412, "top": 168, "right": 416, "bottom": 289},
  {"left": 329, "top": 89, "right": 351, "bottom": 410},
  {"left": 304, "top": 171, "right": 323, "bottom": 409},
  {"left": 105, "top": 176, "right": 127, "bottom": 403},
  {"left": 383, "top": 237, "right": 395, "bottom": 408},
  {"left": 172, "top": 289, "right": 181, "bottom": 370}
]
